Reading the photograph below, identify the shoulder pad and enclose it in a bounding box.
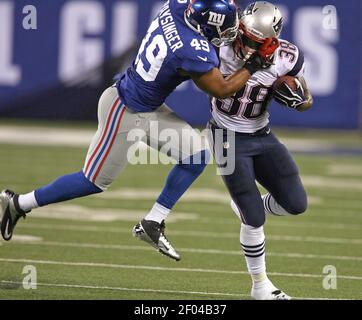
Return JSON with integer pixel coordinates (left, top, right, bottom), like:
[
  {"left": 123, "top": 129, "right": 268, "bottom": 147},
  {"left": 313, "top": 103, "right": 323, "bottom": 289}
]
[{"left": 275, "top": 39, "right": 305, "bottom": 77}]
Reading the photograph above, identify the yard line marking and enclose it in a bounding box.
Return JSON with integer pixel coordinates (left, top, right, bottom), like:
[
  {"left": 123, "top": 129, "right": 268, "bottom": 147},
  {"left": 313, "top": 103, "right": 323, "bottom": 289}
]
[
  {"left": 33, "top": 204, "right": 199, "bottom": 223},
  {"left": 266, "top": 252, "right": 362, "bottom": 262},
  {"left": 0, "top": 258, "right": 361, "bottom": 280},
  {"left": 267, "top": 235, "right": 362, "bottom": 244},
  {"left": 302, "top": 176, "right": 362, "bottom": 191},
  {"left": 8, "top": 240, "right": 362, "bottom": 262},
  {"left": 327, "top": 164, "right": 362, "bottom": 176},
  {"left": 96, "top": 188, "right": 324, "bottom": 206},
  {"left": 197, "top": 218, "right": 362, "bottom": 231},
  {"left": 0, "top": 280, "right": 349, "bottom": 300},
  {"left": 18, "top": 223, "right": 362, "bottom": 245}
]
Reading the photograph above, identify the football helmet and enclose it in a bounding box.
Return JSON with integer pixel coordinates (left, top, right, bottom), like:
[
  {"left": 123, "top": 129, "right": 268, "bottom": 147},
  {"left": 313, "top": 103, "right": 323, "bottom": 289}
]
[
  {"left": 185, "top": 0, "right": 239, "bottom": 47},
  {"left": 239, "top": 1, "right": 283, "bottom": 50}
]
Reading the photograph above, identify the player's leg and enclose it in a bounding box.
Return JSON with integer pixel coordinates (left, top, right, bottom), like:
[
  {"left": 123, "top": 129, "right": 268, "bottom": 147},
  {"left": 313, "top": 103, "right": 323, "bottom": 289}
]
[
  {"left": 133, "top": 104, "right": 209, "bottom": 261},
  {"left": 207, "top": 124, "right": 289, "bottom": 299},
  {"left": 147, "top": 104, "right": 209, "bottom": 218},
  {"left": 0, "top": 87, "right": 138, "bottom": 241},
  {"left": 254, "top": 133, "right": 307, "bottom": 217}
]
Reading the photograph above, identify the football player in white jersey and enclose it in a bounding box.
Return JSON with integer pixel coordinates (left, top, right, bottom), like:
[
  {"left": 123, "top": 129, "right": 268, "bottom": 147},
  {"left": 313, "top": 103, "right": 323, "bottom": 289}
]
[{"left": 208, "top": 1, "right": 313, "bottom": 299}]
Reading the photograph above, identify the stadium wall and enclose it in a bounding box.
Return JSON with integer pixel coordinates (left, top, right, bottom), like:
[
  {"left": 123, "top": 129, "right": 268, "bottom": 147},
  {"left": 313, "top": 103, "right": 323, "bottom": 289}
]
[{"left": 0, "top": 0, "right": 361, "bottom": 129}]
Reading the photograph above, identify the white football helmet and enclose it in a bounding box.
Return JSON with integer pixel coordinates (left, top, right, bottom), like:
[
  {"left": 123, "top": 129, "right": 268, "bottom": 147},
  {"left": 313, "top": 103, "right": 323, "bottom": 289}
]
[{"left": 239, "top": 1, "right": 283, "bottom": 49}]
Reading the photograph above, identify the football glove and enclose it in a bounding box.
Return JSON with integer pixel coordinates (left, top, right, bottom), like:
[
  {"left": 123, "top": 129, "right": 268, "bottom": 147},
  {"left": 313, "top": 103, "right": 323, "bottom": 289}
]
[
  {"left": 274, "top": 78, "right": 308, "bottom": 109},
  {"left": 244, "top": 38, "right": 280, "bottom": 75}
]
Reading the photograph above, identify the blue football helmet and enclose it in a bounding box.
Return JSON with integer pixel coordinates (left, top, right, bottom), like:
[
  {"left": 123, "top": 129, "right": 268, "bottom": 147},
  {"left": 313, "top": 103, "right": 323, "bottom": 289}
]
[{"left": 185, "top": 0, "right": 239, "bottom": 47}]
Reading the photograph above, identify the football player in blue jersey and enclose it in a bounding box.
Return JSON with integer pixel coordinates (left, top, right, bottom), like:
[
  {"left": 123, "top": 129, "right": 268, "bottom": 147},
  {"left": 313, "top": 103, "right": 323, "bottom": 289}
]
[{"left": 0, "top": 0, "right": 279, "bottom": 261}]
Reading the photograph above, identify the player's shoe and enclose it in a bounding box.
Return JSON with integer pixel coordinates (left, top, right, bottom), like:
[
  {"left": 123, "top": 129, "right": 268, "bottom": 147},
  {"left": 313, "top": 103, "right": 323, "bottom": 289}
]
[
  {"left": 251, "top": 280, "right": 291, "bottom": 300},
  {"left": 0, "top": 190, "right": 29, "bottom": 241},
  {"left": 132, "top": 219, "right": 181, "bottom": 261}
]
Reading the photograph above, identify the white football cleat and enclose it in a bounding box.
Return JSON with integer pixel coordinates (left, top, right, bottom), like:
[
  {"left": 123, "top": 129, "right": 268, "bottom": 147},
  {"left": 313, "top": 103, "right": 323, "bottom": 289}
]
[{"left": 251, "top": 280, "right": 291, "bottom": 300}]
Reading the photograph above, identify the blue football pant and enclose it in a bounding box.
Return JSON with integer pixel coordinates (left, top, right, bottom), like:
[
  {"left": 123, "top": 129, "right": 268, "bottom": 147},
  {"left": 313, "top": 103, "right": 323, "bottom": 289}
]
[{"left": 208, "top": 123, "right": 307, "bottom": 228}]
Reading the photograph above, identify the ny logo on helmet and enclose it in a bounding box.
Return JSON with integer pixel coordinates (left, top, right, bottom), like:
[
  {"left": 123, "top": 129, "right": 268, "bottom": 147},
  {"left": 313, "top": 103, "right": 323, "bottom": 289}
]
[{"left": 208, "top": 12, "right": 226, "bottom": 26}]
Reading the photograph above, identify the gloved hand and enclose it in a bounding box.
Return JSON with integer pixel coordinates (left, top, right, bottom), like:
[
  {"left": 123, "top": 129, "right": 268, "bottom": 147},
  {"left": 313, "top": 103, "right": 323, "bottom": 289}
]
[
  {"left": 273, "top": 78, "right": 308, "bottom": 109},
  {"left": 243, "top": 37, "right": 279, "bottom": 75}
]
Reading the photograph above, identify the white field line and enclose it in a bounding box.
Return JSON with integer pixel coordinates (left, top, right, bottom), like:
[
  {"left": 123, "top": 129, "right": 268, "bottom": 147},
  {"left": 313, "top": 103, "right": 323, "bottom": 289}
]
[
  {"left": 314, "top": 200, "right": 362, "bottom": 210},
  {"left": 18, "top": 223, "right": 362, "bottom": 245},
  {"left": 97, "top": 188, "right": 362, "bottom": 210},
  {"left": 302, "top": 176, "right": 362, "bottom": 191},
  {"left": 0, "top": 125, "right": 346, "bottom": 157},
  {"left": 96, "top": 188, "right": 362, "bottom": 215},
  {"left": 9, "top": 240, "right": 362, "bottom": 262},
  {"left": 28, "top": 202, "right": 362, "bottom": 227},
  {"left": 0, "top": 126, "right": 94, "bottom": 147},
  {"left": 97, "top": 188, "right": 320, "bottom": 206},
  {"left": 33, "top": 204, "right": 199, "bottom": 223},
  {"left": 197, "top": 218, "right": 362, "bottom": 231},
  {"left": 0, "top": 258, "right": 361, "bottom": 281},
  {"left": 0, "top": 280, "right": 348, "bottom": 300},
  {"left": 327, "top": 164, "right": 362, "bottom": 176},
  {"left": 0, "top": 280, "right": 247, "bottom": 298}
]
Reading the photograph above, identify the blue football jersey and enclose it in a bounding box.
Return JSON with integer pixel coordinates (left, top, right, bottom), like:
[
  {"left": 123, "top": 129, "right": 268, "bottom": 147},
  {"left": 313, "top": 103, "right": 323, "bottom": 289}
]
[{"left": 116, "top": 0, "right": 219, "bottom": 112}]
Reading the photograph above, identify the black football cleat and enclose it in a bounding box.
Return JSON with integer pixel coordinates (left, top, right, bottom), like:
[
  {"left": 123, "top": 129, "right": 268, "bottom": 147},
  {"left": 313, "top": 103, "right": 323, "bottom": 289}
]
[
  {"left": 0, "top": 189, "right": 29, "bottom": 241},
  {"left": 132, "top": 219, "right": 181, "bottom": 261}
]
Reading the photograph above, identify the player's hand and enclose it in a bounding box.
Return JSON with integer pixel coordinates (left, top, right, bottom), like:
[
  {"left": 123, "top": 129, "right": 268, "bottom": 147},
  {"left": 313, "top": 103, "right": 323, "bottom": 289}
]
[
  {"left": 243, "top": 38, "right": 279, "bottom": 75},
  {"left": 243, "top": 53, "right": 273, "bottom": 75},
  {"left": 273, "top": 78, "right": 308, "bottom": 109}
]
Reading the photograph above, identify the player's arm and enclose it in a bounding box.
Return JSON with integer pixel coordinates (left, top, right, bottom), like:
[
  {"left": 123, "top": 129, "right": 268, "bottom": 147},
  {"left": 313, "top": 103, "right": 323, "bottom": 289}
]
[
  {"left": 186, "top": 38, "right": 280, "bottom": 99},
  {"left": 274, "top": 43, "right": 313, "bottom": 112},
  {"left": 189, "top": 67, "right": 251, "bottom": 99},
  {"left": 296, "top": 76, "right": 313, "bottom": 112}
]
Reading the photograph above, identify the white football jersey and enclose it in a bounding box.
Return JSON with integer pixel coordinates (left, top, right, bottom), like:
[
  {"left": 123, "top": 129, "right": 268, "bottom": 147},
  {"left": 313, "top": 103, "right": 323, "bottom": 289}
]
[{"left": 211, "top": 40, "right": 305, "bottom": 133}]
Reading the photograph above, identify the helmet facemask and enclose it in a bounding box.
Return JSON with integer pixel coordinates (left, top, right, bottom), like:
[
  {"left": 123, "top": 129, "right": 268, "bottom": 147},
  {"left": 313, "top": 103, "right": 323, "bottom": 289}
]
[
  {"left": 209, "top": 15, "right": 239, "bottom": 47},
  {"left": 185, "top": 9, "right": 239, "bottom": 47}
]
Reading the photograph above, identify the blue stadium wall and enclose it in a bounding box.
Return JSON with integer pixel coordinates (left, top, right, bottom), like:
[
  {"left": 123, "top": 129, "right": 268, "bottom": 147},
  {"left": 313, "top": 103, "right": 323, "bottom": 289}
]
[{"left": 0, "top": 0, "right": 361, "bottom": 129}]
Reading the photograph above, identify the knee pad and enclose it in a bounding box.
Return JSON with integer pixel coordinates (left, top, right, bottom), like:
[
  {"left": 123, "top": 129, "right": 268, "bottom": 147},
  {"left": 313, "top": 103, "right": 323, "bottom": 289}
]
[
  {"left": 282, "top": 192, "right": 308, "bottom": 215},
  {"left": 287, "top": 199, "right": 308, "bottom": 215},
  {"left": 233, "top": 199, "right": 265, "bottom": 228}
]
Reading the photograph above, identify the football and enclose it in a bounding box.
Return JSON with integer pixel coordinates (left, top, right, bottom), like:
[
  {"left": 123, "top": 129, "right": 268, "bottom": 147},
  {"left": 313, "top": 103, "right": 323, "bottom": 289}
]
[
  {"left": 272, "top": 75, "right": 301, "bottom": 107},
  {"left": 273, "top": 75, "right": 298, "bottom": 92}
]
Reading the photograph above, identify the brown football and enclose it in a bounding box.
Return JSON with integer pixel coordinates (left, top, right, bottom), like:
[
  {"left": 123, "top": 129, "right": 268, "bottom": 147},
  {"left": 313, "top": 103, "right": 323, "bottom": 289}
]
[{"left": 273, "top": 75, "right": 297, "bottom": 92}]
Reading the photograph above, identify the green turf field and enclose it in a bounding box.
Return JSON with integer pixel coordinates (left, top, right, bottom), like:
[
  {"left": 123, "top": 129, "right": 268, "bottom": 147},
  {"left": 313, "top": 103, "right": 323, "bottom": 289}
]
[{"left": 0, "top": 129, "right": 361, "bottom": 300}]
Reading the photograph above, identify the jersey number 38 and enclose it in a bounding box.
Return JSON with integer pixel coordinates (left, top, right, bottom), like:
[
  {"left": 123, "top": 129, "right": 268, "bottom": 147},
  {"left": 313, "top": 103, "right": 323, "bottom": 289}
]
[{"left": 214, "top": 83, "right": 272, "bottom": 119}]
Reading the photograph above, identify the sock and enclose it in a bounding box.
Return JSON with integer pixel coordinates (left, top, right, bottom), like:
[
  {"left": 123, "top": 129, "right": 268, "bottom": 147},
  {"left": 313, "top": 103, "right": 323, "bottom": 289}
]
[
  {"left": 18, "top": 191, "right": 39, "bottom": 212},
  {"left": 240, "top": 224, "right": 269, "bottom": 287},
  {"left": 144, "top": 202, "right": 171, "bottom": 223},
  {"left": 156, "top": 150, "right": 209, "bottom": 209},
  {"left": 262, "top": 193, "right": 291, "bottom": 216},
  {"left": 34, "top": 171, "right": 102, "bottom": 207}
]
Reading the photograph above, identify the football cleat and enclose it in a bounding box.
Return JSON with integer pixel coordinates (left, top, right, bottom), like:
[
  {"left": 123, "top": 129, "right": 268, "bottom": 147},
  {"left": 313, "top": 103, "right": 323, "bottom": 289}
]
[
  {"left": 251, "top": 281, "right": 291, "bottom": 300},
  {"left": 0, "top": 189, "right": 29, "bottom": 241},
  {"left": 132, "top": 219, "right": 181, "bottom": 261}
]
